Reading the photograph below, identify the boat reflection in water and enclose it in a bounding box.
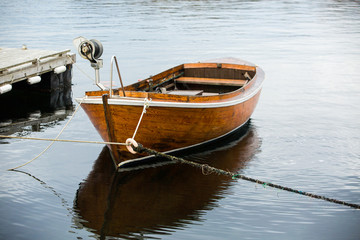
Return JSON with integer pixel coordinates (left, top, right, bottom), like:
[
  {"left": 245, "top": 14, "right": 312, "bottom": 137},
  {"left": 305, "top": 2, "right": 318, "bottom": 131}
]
[{"left": 74, "top": 122, "right": 261, "bottom": 239}]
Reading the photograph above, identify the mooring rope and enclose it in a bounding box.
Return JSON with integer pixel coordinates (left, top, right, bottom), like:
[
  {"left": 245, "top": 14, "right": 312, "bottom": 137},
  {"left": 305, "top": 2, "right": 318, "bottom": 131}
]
[
  {"left": 6, "top": 98, "right": 85, "bottom": 171},
  {"left": 3, "top": 97, "right": 151, "bottom": 170},
  {"left": 67, "top": 55, "right": 95, "bottom": 82},
  {"left": 0, "top": 135, "right": 128, "bottom": 146},
  {"left": 124, "top": 98, "right": 152, "bottom": 154},
  {"left": 132, "top": 98, "right": 151, "bottom": 140},
  {"left": 132, "top": 143, "right": 360, "bottom": 210}
]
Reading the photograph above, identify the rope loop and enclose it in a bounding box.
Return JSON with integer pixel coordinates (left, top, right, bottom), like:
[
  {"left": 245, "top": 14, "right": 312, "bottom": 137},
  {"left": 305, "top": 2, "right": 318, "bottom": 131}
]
[
  {"left": 125, "top": 138, "right": 138, "bottom": 154},
  {"left": 143, "top": 98, "right": 151, "bottom": 113}
]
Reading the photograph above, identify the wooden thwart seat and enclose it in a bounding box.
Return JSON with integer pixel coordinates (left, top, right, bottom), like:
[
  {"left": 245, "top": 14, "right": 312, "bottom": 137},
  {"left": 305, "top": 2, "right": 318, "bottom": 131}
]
[
  {"left": 167, "top": 90, "right": 204, "bottom": 96},
  {"left": 176, "top": 77, "right": 247, "bottom": 87}
]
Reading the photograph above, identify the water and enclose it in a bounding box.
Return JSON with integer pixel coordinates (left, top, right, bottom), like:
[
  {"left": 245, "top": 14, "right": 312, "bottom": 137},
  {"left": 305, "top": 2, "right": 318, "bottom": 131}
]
[{"left": 1, "top": 0, "right": 360, "bottom": 239}]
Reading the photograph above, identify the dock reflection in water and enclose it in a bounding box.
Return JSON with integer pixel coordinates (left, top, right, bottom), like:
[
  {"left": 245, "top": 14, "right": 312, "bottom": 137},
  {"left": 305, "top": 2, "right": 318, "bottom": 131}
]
[
  {"left": 74, "top": 124, "right": 261, "bottom": 239},
  {"left": 0, "top": 68, "right": 73, "bottom": 135}
]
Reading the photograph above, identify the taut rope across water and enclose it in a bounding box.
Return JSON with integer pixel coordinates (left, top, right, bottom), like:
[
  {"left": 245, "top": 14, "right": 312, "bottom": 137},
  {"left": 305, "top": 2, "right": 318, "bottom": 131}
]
[
  {"left": 2, "top": 132, "right": 359, "bottom": 209},
  {"left": 131, "top": 143, "right": 360, "bottom": 210},
  {"left": 2, "top": 128, "right": 359, "bottom": 209}
]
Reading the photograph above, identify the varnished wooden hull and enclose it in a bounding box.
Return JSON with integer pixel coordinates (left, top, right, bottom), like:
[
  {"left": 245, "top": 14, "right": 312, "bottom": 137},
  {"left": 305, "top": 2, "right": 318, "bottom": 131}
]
[{"left": 77, "top": 58, "right": 264, "bottom": 166}]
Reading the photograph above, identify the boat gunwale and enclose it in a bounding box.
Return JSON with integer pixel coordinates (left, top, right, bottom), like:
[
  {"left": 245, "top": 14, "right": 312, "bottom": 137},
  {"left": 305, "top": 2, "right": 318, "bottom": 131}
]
[
  {"left": 77, "top": 62, "right": 264, "bottom": 109},
  {"left": 76, "top": 80, "right": 263, "bottom": 109}
]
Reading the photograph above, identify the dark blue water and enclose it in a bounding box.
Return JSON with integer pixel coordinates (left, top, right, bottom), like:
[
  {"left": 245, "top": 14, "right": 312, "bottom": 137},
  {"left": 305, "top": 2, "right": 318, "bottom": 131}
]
[{"left": 0, "top": 0, "right": 359, "bottom": 239}]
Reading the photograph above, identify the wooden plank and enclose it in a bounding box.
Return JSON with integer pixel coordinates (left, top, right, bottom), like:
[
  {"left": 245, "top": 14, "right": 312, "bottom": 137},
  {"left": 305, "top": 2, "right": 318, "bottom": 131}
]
[
  {"left": 167, "top": 90, "right": 204, "bottom": 96},
  {"left": 0, "top": 48, "right": 71, "bottom": 71},
  {"left": 202, "top": 92, "right": 218, "bottom": 96},
  {"left": 221, "top": 63, "right": 256, "bottom": 72},
  {"left": 126, "top": 64, "right": 184, "bottom": 91},
  {"left": 183, "top": 63, "right": 256, "bottom": 72},
  {"left": 176, "top": 77, "right": 247, "bottom": 87}
]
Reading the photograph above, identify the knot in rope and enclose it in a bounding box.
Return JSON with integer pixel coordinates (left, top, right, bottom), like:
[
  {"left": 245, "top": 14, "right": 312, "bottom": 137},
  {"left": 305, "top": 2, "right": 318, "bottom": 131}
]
[{"left": 143, "top": 98, "right": 151, "bottom": 113}]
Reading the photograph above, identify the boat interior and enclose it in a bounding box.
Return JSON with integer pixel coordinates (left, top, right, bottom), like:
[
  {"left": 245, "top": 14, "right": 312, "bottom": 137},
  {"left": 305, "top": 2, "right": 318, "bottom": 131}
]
[
  {"left": 124, "top": 63, "right": 257, "bottom": 96},
  {"left": 85, "top": 63, "right": 257, "bottom": 98}
]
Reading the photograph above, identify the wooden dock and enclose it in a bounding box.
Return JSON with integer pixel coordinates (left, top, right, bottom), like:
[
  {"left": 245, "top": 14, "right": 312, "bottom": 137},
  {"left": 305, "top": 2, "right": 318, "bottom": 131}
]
[
  {"left": 0, "top": 47, "right": 76, "bottom": 94},
  {"left": 0, "top": 47, "right": 76, "bottom": 133}
]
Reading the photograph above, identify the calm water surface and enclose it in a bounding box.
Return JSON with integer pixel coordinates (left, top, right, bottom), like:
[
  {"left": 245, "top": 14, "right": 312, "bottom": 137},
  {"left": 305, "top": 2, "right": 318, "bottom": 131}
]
[{"left": 0, "top": 0, "right": 359, "bottom": 239}]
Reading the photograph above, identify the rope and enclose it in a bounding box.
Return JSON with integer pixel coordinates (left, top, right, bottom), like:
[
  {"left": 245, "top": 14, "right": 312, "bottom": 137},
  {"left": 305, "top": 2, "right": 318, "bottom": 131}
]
[
  {"left": 4, "top": 55, "right": 93, "bottom": 170},
  {"left": 67, "top": 55, "right": 95, "bottom": 81},
  {"left": 131, "top": 98, "right": 151, "bottom": 140},
  {"left": 0, "top": 135, "right": 127, "bottom": 146},
  {"left": 3, "top": 97, "right": 151, "bottom": 170},
  {"left": 132, "top": 144, "right": 360, "bottom": 210},
  {"left": 13, "top": 169, "right": 74, "bottom": 215},
  {"left": 7, "top": 98, "right": 85, "bottom": 171}
]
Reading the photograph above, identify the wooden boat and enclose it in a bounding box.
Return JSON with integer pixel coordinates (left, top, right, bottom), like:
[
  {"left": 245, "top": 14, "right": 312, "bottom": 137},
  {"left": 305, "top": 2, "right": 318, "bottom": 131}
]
[{"left": 76, "top": 57, "right": 264, "bottom": 167}]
